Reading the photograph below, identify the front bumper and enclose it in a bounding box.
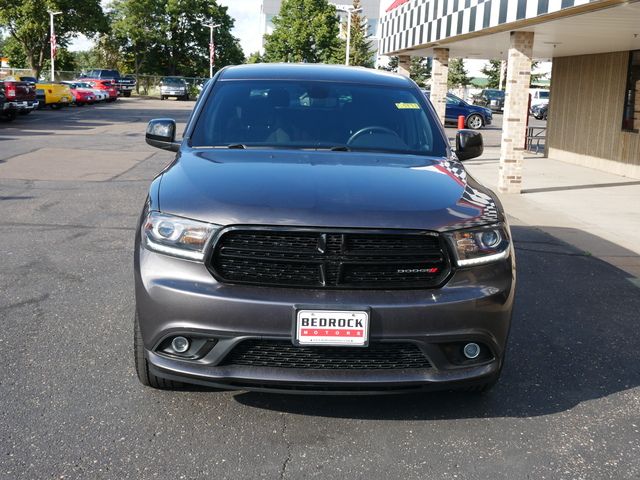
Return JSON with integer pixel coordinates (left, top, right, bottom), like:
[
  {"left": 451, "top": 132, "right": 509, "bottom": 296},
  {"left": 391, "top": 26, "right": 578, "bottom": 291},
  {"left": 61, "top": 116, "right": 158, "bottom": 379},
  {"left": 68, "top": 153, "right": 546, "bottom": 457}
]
[
  {"left": 135, "top": 243, "right": 516, "bottom": 393},
  {"left": 160, "top": 89, "right": 187, "bottom": 96}
]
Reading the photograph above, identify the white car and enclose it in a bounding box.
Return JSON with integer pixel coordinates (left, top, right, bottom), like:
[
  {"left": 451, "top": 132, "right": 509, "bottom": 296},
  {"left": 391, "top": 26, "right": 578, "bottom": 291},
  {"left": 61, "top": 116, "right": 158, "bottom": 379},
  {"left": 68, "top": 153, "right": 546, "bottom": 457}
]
[{"left": 529, "top": 88, "right": 550, "bottom": 109}]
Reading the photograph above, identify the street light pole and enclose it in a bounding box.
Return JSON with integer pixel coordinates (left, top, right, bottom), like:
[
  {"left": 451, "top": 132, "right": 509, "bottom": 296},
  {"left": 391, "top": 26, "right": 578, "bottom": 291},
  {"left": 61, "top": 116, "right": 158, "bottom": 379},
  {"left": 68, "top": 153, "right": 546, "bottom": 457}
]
[
  {"left": 202, "top": 23, "right": 221, "bottom": 78},
  {"left": 49, "top": 10, "right": 62, "bottom": 81},
  {"left": 336, "top": 6, "right": 362, "bottom": 66}
]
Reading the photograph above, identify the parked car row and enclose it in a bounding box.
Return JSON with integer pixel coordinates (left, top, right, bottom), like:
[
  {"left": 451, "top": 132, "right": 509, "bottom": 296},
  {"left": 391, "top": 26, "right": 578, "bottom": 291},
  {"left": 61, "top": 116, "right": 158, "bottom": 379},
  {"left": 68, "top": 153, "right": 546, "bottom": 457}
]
[
  {"left": 0, "top": 75, "right": 124, "bottom": 121},
  {"left": 78, "top": 69, "right": 136, "bottom": 97}
]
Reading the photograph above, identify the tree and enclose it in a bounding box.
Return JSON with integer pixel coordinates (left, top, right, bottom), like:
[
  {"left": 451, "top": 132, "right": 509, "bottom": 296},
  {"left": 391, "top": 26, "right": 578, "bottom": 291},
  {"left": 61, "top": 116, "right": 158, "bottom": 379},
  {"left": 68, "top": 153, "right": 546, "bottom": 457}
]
[
  {"left": 380, "top": 55, "right": 398, "bottom": 72},
  {"left": 246, "top": 51, "right": 264, "bottom": 64},
  {"left": 448, "top": 58, "right": 471, "bottom": 88},
  {"left": 379, "top": 56, "right": 430, "bottom": 86},
  {"left": 344, "top": 0, "right": 375, "bottom": 68},
  {"left": 530, "top": 60, "right": 547, "bottom": 87},
  {"left": 104, "top": 0, "right": 243, "bottom": 77},
  {"left": 481, "top": 60, "right": 502, "bottom": 89},
  {"left": 1, "top": 36, "right": 28, "bottom": 69},
  {"left": 264, "top": 0, "right": 342, "bottom": 64},
  {"left": 0, "top": 0, "right": 108, "bottom": 78},
  {"left": 72, "top": 49, "right": 104, "bottom": 72},
  {"left": 110, "top": 0, "right": 164, "bottom": 79},
  {"left": 158, "top": 0, "right": 244, "bottom": 77},
  {"left": 409, "top": 57, "right": 431, "bottom": 87}
]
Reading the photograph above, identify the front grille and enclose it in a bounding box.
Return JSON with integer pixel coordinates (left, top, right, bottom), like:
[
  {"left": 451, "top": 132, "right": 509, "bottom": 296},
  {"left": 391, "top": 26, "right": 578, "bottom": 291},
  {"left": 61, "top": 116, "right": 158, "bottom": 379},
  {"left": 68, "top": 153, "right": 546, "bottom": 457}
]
[
  {"left": 209, "top": 228, "right": 450, "bottom": 289},
  {"left": 220, "top": 340, "right": 432, "bottom": 370}
]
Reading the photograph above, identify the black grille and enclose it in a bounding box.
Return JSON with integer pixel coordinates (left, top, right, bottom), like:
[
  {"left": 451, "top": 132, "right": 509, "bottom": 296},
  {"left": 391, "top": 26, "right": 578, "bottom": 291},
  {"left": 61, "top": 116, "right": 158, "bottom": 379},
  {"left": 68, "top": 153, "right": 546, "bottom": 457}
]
[
  {"left": 220, "top": 340, "right": 432, "bottom": 370},
  {"left": 209, "top": 228, "right": 450, "bottom": 289}
]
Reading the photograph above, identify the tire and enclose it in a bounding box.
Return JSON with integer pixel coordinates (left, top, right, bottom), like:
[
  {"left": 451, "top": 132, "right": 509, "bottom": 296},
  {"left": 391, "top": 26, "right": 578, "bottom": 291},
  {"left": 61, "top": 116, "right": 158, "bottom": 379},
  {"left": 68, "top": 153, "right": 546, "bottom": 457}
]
[
  {"left": 466, "top": 114, "right": 484, "bottom": 130},
  {"left": 1, "top": 111, "right": 16, "bottom": 122},
  {"left": 50, "top": 104, "right": 61, "bottom": 110},
  {"left": 134, "top": 312, "right": 185, "bottom": 390},
  {"left": 123, "top": 91, "right": 131, "bottom": 97},
  {"left": 160, "top": 95, "right": 165, "bottom": 100}
]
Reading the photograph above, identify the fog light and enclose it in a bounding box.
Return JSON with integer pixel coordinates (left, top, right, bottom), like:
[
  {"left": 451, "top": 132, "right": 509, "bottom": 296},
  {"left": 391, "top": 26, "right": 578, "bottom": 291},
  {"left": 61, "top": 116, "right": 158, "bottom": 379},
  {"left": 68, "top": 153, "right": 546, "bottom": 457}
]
[
  {"left": 171, "top": 336, "right": 190, "bottom": 353},
  {"left": 463, "top": 342, "right": 480, "bottom": 359}
]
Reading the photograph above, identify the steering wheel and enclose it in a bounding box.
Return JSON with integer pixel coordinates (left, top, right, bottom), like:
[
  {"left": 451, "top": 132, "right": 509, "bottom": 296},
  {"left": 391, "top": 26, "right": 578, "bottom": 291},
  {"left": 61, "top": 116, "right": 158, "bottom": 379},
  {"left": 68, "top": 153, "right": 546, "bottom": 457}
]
[{"left": 347, "top": 126, "right": 400, "bottom": 145}]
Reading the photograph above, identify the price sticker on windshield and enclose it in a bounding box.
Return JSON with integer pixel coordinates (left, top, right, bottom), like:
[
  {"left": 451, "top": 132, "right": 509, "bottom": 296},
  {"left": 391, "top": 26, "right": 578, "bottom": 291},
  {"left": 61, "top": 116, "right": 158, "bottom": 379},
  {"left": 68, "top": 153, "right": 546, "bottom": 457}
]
[{"left": 395, "top": 102, "right": 421, "bottom": 109}]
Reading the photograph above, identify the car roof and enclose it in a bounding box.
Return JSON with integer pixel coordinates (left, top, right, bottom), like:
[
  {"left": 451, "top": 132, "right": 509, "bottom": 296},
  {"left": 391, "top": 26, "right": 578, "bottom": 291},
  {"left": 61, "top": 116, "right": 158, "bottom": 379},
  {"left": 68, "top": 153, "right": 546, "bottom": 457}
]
[{"left": 218, "top": 63, "right": 413, "bottom": 88}]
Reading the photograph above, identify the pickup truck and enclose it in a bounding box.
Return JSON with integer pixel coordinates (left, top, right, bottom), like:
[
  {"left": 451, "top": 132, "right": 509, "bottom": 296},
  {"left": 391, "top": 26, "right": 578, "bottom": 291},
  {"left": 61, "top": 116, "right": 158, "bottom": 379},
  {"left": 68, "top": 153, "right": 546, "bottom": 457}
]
[
  {"left": 0, "top": 85, "right": 12, "bottom": 121},
  {"left": 0, "top": 79, "right": 39, "bottom": 116},
  {"left": 81, "top": 69, "right": 136, "bottom": 97}
]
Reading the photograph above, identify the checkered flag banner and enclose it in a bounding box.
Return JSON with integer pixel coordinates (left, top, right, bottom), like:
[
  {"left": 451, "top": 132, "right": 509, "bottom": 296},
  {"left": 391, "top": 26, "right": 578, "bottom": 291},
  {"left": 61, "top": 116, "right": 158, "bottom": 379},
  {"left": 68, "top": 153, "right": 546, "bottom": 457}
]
[{"left": 424, "top": 160, "right": 499, "bottom": 227}]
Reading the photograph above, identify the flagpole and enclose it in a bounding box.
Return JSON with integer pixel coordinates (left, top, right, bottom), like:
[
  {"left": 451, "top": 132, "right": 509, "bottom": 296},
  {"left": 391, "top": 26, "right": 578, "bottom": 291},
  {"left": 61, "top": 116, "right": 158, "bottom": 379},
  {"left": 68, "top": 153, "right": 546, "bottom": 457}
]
[
  {"left": 202, "top": 23, "right": 221, "bottom": 78},
  {"left": 49, "top": 10, "right": 62, "bottom": 81}
]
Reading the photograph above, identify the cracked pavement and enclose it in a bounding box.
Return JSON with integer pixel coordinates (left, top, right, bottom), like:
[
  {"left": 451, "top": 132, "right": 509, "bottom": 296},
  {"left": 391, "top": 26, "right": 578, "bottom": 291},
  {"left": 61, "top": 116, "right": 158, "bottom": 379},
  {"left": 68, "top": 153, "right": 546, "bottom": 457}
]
[{"left": 1, "top": 99, "right": 639, "bottom": 479}]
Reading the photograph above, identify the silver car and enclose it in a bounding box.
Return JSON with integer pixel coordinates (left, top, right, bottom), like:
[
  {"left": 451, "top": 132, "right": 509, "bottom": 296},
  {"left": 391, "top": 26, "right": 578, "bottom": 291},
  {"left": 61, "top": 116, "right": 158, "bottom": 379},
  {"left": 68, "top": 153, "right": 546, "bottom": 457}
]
[{"left": 159, "top": 77, "right": 189, "bottom": 101}]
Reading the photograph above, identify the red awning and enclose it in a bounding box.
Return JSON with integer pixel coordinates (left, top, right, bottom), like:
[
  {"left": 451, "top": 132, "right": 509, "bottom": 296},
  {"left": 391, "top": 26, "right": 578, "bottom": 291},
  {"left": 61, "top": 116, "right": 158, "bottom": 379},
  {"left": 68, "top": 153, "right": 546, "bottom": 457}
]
[{"left": 386, "top": 0, "right": 410, "bottom": 12}]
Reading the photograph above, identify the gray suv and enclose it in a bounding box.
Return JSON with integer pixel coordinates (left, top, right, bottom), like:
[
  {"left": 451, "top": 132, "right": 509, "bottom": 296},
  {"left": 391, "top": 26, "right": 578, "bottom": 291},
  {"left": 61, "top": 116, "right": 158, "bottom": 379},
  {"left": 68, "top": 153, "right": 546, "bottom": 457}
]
[{"left": 135, "top": 64, "right": 515, "bottom": 394}]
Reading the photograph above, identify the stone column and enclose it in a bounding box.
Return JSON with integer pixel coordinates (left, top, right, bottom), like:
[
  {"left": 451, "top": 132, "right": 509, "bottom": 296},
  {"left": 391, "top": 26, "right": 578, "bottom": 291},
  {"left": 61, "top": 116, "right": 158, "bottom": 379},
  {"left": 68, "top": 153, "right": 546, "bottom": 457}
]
[
  {"left": 430, "top": 48, "right": 449, "bottom": 126},
  {"left": 498, "top": 31, "right": 534, "bottom": 194},
  {"left": 634, "top": 79, "right": 640, "bottom": 131},
  {"left": 397, "top": 55, "right": 411, "bottom": 77}
]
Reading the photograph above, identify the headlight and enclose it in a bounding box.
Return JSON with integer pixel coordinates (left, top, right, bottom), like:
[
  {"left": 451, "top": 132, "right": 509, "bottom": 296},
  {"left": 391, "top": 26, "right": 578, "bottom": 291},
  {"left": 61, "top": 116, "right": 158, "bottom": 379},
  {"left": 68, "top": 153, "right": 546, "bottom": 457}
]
[
  {"left": 142, "top": 211, "right": 219, "bottom": 261},
  {"left": 444, "top": 224, "right": 511, "bottom": 267}
]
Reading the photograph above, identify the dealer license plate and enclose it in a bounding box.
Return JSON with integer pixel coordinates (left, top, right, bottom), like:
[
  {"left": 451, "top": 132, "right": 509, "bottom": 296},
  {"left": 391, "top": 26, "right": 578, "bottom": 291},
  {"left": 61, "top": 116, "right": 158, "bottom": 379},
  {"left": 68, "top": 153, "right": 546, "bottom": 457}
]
[{"left": 295, "top": 310, "right": 369, "bottom": 346}]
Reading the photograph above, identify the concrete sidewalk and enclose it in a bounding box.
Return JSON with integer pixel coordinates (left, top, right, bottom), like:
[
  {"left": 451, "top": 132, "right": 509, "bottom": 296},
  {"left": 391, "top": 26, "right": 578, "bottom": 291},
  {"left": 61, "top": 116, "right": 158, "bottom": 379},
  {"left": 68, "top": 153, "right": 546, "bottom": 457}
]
[{"left": 464, "top": 148, "right": 640, "bottom": 278}]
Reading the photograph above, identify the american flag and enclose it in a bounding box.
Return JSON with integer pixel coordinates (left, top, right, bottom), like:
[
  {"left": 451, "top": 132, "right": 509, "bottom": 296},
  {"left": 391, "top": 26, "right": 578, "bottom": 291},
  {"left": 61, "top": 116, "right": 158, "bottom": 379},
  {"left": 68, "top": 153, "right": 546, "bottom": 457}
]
[
  {"left": 50, "top": 34, "right": 57, "bottom": 59},
  {"left": 209, "top": 40, "right": 215, "bottom": 65}
]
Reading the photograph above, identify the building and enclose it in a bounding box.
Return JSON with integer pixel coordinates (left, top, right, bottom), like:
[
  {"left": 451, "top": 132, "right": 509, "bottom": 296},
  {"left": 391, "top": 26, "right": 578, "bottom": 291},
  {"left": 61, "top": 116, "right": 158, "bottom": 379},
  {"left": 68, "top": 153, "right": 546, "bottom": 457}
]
[
  {"left": 261, "top": 0, "right": 382, "bottom": 55},
  {"left": 378, "top": 0, "right": 640, "bottom": 191}
]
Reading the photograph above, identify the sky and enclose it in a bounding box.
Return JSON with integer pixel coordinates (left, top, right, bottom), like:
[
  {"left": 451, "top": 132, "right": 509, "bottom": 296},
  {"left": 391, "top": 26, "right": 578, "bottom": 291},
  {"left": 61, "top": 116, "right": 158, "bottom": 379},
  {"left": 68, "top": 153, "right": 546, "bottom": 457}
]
[
  {"left": 68, "top": 0, "right": 548, "bottom": 78},
  {"left": 69, "top": 0, "right": 264, "bottom": 55}
]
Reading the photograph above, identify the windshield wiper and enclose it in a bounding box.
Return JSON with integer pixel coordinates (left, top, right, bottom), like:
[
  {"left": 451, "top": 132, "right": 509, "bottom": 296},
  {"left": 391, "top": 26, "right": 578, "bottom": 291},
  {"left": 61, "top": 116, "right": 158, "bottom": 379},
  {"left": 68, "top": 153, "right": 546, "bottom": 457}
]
[
  {"left": 329, "top": 145, "right": 351, "bottom": 151},
  {"left": 227, "top": 143, "right": 246, "bottom": 149}
]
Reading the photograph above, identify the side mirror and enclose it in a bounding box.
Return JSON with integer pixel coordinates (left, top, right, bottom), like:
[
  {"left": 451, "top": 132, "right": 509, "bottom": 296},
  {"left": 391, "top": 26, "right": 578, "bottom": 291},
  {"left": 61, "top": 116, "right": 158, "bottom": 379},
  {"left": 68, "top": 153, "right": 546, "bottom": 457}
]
[
  {"left": 455, "top": 129, "right": 483, "bottom": 161},
  {"left": 146, "top": 118, "right": 180, "bottom": 152}
]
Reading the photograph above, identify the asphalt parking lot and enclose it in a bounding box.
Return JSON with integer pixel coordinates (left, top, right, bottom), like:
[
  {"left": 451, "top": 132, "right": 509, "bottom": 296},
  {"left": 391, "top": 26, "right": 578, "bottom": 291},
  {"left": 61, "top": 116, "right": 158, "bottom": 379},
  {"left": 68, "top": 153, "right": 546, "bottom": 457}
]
[{"left": 1, "top": 99, "right": 638, "bottom": 479}]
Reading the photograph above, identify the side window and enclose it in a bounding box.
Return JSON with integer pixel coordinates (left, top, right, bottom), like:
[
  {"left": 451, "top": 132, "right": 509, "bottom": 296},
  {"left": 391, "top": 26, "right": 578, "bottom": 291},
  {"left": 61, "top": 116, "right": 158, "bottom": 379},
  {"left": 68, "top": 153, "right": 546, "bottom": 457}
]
[
  {"left": 622, "top": 50, "right": 640, "bottom": 132},
  {"left": 446, "top": 96, "right": 460, "bottom": 106}
]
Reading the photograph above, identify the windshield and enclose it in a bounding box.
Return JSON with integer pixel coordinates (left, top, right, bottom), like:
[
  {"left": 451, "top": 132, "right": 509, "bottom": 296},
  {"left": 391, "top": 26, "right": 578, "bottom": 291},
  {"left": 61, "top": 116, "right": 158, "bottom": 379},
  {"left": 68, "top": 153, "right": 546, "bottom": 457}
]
[
  {"left": 485, "top": 90, "right": 504, "bottom": 99},
  {"left": 162, "top": 77, "right": 185, "bottom": 85},
  {"left": 538, "top": 91, "right": 550, "bottom": 99},
  {"left": 191, "top": 81, "right": 448, "bottom": 156}
]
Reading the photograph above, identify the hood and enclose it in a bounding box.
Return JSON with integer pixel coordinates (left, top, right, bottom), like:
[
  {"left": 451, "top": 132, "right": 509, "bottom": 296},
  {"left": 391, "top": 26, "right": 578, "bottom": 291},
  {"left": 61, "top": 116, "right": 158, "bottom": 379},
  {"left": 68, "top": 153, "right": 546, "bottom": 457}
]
[{"left": 157, "top": 150, "right": 501, "bottom": 232}]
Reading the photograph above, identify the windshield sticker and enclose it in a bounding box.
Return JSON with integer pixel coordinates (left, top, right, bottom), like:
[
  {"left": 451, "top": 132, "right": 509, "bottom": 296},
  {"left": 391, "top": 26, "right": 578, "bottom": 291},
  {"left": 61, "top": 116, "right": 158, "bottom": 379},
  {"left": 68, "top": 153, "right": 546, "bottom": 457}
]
[{"left": 395, "top": 102, "right": 421, "bottom": 110}]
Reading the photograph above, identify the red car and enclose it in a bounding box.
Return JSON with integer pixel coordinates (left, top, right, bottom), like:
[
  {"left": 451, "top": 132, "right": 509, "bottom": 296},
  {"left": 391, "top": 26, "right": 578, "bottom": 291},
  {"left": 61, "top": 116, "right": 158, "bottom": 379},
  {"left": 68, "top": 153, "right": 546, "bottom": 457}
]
[
  {"left": 86, "top": 79, "right": 118, "bottom": 102},
  {"left": 62, "top": 82, "right": 96, "bottom": 106}
]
